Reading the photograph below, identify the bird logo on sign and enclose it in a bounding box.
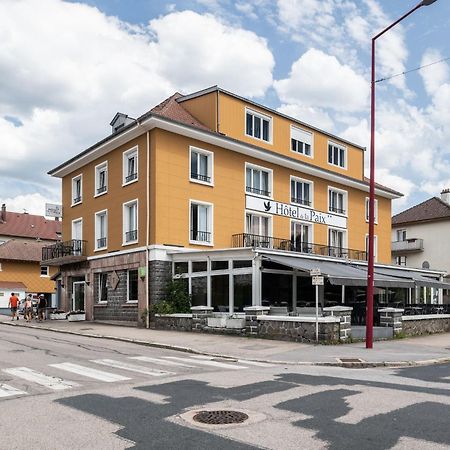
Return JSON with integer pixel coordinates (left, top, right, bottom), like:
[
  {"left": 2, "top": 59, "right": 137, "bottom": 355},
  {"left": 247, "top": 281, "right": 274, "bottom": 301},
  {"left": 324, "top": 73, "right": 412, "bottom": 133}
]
[{"left": 264, "top": 201, "right": 272, "bottom": 212}]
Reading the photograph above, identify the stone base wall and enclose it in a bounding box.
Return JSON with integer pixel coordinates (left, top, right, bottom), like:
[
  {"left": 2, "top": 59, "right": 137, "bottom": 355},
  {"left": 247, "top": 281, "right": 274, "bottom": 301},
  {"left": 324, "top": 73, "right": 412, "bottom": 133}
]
[
  {"left": 152, "top": 315, "right": 192, "bottom": 332},
  {"left": 402, "top": 316, "right": 450, "bottom": 336},
  {"left": 149, "top": 260, "right": 172, "bottom": 305}
]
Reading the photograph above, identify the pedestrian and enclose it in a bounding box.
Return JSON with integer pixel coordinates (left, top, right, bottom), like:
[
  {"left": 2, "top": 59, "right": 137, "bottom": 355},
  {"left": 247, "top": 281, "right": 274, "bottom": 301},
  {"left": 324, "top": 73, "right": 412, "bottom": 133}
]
[
  {"left": 24, "top": 294, "right": 33, "bottom": 323},
  {"left": 8, "top": 293, "right": 19, "bottom": 321},
  {"left": 37, "top": 294, "right": 47, "bottom": 322}
]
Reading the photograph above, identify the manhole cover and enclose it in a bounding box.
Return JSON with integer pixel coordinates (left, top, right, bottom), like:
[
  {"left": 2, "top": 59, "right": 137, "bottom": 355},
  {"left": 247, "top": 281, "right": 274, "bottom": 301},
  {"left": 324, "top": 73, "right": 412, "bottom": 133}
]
[
  {"left": 338, "top": 358, "right": 364, "bottom": 363},
  {"left": 193, "top": 410, "right": 249, "bottom": 425}
]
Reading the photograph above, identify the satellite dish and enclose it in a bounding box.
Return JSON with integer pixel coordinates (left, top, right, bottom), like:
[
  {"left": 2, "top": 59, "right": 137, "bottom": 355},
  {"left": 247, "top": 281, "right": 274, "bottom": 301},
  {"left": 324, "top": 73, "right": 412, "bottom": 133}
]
[{"left": 422, "top": 261, "right": 430, "bottom": 269}]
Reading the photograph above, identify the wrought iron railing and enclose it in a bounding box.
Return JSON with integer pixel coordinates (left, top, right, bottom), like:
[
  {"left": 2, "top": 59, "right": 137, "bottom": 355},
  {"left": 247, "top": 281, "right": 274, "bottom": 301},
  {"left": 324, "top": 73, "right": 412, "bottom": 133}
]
[
  {"left": 97, "top": 237, "right": 107, "bottom": 248},
  {"left": 191, "top": 230, "right": 211, "bottom": 243},
  {"left": 125, "top": 172, "right": 137, "bottom": 183},
  {"left": 72, "top": 196, "right": 82, "bottom": 205},
  {"left": 96, "top": 185, "right": 107, "bottom": 195},
  {"left": 291, "top": 197, "right": 311, "bottom": 207},
  {"left": 246, "top": 186, "right": 271, "bottom": 197},
  {"left": 329, "top": 206, "right": 346, "bottom": 214},
  {"left": 125, "top": 230, "right": 138, "bottom": 242},
  {"left": 42, "top": 239, "right": 87, "bottom": 262},
  {"left": 232, "top": 233, "right": 367, "bottom": 261},
  {"left": 191, "top": 172, "right": 211, "bottom": 183}
]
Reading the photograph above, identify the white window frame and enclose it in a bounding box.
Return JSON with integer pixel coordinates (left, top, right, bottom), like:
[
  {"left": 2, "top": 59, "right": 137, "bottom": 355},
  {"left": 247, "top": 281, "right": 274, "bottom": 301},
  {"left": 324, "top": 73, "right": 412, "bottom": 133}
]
[
  {"left": 290, "top": 126, "right": 313, "bottom": 158},
  {"left": 71, "top": 217, "right": 83, "bottom": 241},
  {"left": 290, "top": 176, "right": 314, "bottom": 208},
  {"left": 327, "top": 141, "right": 347, "bottom": 169},
  {"left": 328, "top": 227, "right": 347, "bottom": 254},
  {"left": 395, "top": 255, "right": 407, "bottom": 266},
  {"left": 366, "top": 234, "right": 378, "bottom": 262},
  {"left": 189, "top": 146, "right": 214, "bottom": 186},
  {"left": 245, "top": 211, "right": 273, "bottom": 237},
  {"left": 245, "top": 107, "right": 273, "bottom": 144},
  {"left": 189, "top": 200, "right": 214, "bottom": 246},
  {"left": 290, "top": 220, "right": 314, "bottom": 253},
  {"left": 397, "top": 229, "right": 407, "bottom": 242},
  {"left": 328, "top": 186, "right": 348, "bottom": 216},
  {"left": 95, "top": 161, "right": 108, "bottom": 197},
  {"left": 71, "top": 174, "right": 83, "bottom": 206},
  {"left": 127, "top": 269, "right": 139, "bottom": 303},
  {"left": 94, "top": 209, "right": 108, "bottom": 251},
  {"left": 122, "top": 199, "right": 138, "bottom": 246},
  {"left": 98, "top": 273, "right": 108, "bottom": 304},
  {"left": 245, "top": 162, "right": 273, "bottom": 199},
  {"left": 40, "top": 266, "right": 49, "bottom": 277},
  {"left": 365, "top": 197, "right": 378, "bottom": 223},
  {"left": 122, "top": 146, "right": 138, "bottom": 186}
]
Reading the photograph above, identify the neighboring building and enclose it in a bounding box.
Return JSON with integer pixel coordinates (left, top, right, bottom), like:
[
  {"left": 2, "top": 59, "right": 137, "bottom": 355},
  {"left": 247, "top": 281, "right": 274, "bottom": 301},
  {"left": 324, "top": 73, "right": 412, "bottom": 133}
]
[
  {"left": 0, "top": 206, "right": 61, "bottom": 312},
  {"left": 44, "top": 85, "right": 444, "bottom": 325}
]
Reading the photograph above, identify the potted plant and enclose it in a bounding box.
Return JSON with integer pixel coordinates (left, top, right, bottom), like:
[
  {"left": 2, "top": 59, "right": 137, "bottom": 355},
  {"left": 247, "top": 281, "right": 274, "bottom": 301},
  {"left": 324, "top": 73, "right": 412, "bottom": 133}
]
[
  {"left": 49, "top": 310, "right": 67, "bottom": 320},
  {"left": 67, "top": 310, "right": 86, "bottom": 322}
]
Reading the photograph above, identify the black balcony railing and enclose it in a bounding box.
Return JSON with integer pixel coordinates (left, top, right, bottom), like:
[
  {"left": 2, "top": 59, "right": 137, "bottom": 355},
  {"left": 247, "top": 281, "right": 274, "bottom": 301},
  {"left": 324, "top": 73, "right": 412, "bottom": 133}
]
[
  {"left": 125, "top": 230, "right": 138, "bottom": 242},
  {"left": 97, "top": 237, "right": 107, "bottom": 248},
  {"left": 42, "top": 239, "right": 87, "bottom": 262},
  {"left": 97, "top": 185, "right": 107, "bottom": 195},
  {"left": 232, "top": 233, "right": 367, "bottom": 261},
  {"left": 125, "top": 172, "right": 137, "bottom": 183},
  {"left": 191, "top": 230, "right": 211, "bottom": 243},
  {"left": 291, "top": 197, "right": 312, "bottom": 207},
  {"left": 72, "top": 196, "right": 82, "bottom": 204},
  {"left": 191, "top": 172, "right": 211, "bottom": 183},
  {"left": 329, "top": 206, "right": 346, "bottom": 215},
  {"left": 246, "top": 186, "right": 271, "bottom": 197}
]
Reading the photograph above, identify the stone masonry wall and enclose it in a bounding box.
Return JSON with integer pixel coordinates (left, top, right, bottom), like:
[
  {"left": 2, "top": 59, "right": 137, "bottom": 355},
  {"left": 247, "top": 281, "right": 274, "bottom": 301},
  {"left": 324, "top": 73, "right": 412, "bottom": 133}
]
[
  {"left": 402, "top": 317, "right": 450, "bottom": 336},
  {"left": 152, "top": 315, "right": 192, "bottom": 332},
  {"left": 149, "top": 260, "right": 172, "bottom": 305}
]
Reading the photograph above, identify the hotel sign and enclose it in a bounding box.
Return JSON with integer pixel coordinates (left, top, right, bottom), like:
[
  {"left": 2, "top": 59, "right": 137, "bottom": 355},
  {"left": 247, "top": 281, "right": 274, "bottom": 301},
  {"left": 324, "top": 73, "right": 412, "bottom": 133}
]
[{"left": 245, "top": 195, "right": 347, "bottom": 229}]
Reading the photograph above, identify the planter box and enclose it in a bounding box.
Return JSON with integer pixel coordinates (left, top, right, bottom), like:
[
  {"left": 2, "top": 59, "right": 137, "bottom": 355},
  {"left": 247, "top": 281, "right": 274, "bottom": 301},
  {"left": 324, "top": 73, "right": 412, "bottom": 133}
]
[
  {"left": 67, "top": 313, "right": 86, "bottom": 322},
  {"left": 207, "top": 316, "right": 227, "bottom": 328},
  {"left": 49, "top": 313, "right": 67, "bottom": 320},
  {"left": 226, "top": 318, "right": 246, "bottom": 329},
  {"left": 207, "top": 316, "right": 246, "bottom": 329}
]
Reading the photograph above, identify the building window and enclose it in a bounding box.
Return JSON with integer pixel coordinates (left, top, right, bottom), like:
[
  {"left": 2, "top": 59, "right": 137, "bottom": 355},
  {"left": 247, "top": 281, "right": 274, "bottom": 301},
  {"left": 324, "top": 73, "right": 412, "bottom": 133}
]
[
  {"left": 245, "top": 213, "right": 271, "bottom": 247},
  {"left": 291, "top": 222, "right": 312, "bottom": 253},
  {"left": 365, "top": 234, "right": 378, "bottom": 262},
  {"left": 123, "top": 147, "right": 138, "bottom": 185},
  {"left": 291, "top": 126, "right": 312, "bottom": 157},
  {"left": 95, "top": 162, "right": 108, "bottom": 196},
  {"left": 397, "top": 229, "right": 407, "bottom": 241},
  {"left": 365, "top": 197, "right": 378, "bottom": 223},
  {"left": 99, "top": 273, "right": 108, "bottom": 303},
  {"left": 245, "top": 109, "right": 271, "bottom": 142},
  {"left": 95, "top": 210, "right": 108, "bottom": 250},
  {"left": 123, "top": 200, "right": 138, "bottom": 244},
  {"left": 72, "top": 174, "right": 82, "bottom": 205},
  {"left": 291, "top": 177, "right": 312, "bottom": 207},
  {"left": 190, "top": 147, "right": 213, "bottom": 185},
  {"left": 328, "top": 188, "right": 347, "bottom": 215},
  {"left": 40, "top": 266, "right": 49, "bottom": 277},
  {"left": 127, "top": 269, "right": 138, "bottom": 302},
  {"left": 329, "top": 228, "right": 346, "bottom": 257},
  {"left": 72, "top": 218, "right": 83, "bottom": 241},
  {"left": 245, "top": 164, "right": 272, "bottom": 197},
  {"left": 396, "top": 256, "right": 407, "bottom": 266},
  {"left": 190, "top": 201, "right": 213, "bottom": 244},
  {"left": 328, "top": 142, "right": 346, "bottom": 168}
]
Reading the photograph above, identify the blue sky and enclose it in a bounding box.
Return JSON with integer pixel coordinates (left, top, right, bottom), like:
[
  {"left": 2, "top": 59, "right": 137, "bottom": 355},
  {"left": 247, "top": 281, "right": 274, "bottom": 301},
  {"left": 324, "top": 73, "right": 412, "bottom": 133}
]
[{"left": 1, "top": 0, "right": 449, "bottom": 215}]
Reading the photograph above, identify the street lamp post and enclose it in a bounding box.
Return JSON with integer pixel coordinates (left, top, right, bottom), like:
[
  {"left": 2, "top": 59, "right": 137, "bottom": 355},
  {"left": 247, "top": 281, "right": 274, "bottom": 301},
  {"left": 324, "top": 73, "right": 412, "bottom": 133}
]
[{"left": 366, "top": 0, "right": 438, "bottom": 349}]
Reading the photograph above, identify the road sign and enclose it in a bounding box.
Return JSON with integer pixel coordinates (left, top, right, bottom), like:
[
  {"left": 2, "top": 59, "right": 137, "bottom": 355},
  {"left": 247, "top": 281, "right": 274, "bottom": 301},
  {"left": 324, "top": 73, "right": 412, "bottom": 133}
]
[
  {"left": 312, "top": 276, "right": 324, "bottom": 286},
  {"left": 310, "top": 268, "right": 321, "bottom": 276}
]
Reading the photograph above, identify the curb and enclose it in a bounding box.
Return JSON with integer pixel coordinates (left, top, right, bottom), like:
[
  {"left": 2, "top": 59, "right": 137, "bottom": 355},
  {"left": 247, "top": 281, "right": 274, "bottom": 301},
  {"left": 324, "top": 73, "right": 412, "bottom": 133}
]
[{"left": 1, "top": 321, "right": 449, "bottom": 369}]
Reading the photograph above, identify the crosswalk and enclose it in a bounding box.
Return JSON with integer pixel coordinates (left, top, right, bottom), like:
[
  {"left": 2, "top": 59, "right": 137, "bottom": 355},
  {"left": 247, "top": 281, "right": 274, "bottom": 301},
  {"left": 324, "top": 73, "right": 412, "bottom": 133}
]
[{"left": 0, "top": 354, "right": 273, "bottom": 400}]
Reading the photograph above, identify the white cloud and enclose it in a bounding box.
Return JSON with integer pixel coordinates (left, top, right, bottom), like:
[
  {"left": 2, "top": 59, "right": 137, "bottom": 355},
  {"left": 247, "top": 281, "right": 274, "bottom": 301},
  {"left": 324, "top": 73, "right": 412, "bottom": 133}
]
[
  {"left": 274, "top": 49, "right": 369, "bottom": 113},
  {"left": 0, "top": 193, "right": 59, "bottom": 217},
  {"left": 277, "top": 103, "right": 334, "bottom": 132},
  {"left": 420, "top": 49, "right": 449, "bottom": 96}
]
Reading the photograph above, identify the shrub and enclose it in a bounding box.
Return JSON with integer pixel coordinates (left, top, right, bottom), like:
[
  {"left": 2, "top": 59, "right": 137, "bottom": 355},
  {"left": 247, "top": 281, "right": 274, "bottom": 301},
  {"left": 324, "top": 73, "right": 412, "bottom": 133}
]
[{"left": 150, "top": 279, "right": 191, "bottom": 315}]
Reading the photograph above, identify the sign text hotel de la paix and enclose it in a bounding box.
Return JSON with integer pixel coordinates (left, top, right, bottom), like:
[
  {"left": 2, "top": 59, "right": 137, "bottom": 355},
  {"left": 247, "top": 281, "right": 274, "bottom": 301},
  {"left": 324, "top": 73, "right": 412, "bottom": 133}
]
[{"left": 245, "top": 195, "right": 347, "bottom": 229}]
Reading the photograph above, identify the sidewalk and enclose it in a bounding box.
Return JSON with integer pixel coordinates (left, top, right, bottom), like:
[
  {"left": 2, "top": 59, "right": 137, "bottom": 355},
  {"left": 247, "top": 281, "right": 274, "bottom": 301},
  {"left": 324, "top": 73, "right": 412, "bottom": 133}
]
[{"left": 1, "top": 315, "right": 449, "bottom": 367}]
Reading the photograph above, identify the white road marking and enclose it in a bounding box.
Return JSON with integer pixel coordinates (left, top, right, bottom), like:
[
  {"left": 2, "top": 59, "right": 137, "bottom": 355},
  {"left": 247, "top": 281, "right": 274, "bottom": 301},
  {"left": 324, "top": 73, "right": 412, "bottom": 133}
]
[
  {"left": 165, "top": 356, "right": 247, "bottom": 370},
  {"left": 2, "top": 367, "right": 78, "bottom": 391},
  {"left": 0, "top": 384, "right": 27, "bottom": 398},
  {"left": 190, "top": 355, "right": 274, "bottom": 367},
  {"left": 92, "top": 359, "right": 175, "bottom": 377},
  {"left": 50, "top": 362, "right": 131, "bottom": 382},
  {"left": 129, "top": 356, "right": 196, "bottom": 368}
]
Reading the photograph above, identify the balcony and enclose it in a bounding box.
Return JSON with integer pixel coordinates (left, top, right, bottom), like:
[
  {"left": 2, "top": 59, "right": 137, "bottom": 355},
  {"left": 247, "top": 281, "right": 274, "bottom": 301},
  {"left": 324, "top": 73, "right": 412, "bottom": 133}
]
[
  {"left": 392, "top": 238, "right": 424, "bottom": 254},
  {"left": 125, "top": 230, "right": 138, "bottom": 243},
  {"left": 232, "top": 233, "right": 367, "bottom": 261},
  {"left": 191, "top": 172, "right": 211, "bottom": 183},
  {"left": 42, "top": 239, "right": 87, "bottom": 265},
  {"left": 125, "top": 172, "right": 137, "bottom": 183}
]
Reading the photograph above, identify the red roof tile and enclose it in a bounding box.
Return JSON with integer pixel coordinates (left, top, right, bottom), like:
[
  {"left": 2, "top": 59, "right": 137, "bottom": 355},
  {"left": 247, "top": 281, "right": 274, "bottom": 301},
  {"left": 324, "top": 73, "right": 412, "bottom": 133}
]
[
  {"left": 392, "top": 197, "right": 450, "bottom": 225},
  {"left": 0, "top": 239, "right": 47, "bottom": 262},
  {"left": 0, "top": 211, "right": 61, "bottom": 241}
]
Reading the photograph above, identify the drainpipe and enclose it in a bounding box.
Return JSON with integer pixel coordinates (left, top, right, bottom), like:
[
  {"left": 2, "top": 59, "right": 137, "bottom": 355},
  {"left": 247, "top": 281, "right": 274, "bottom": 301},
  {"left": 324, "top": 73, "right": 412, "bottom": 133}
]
[{"left": 146, "top": 130, "right": 150, "bottom": 328}]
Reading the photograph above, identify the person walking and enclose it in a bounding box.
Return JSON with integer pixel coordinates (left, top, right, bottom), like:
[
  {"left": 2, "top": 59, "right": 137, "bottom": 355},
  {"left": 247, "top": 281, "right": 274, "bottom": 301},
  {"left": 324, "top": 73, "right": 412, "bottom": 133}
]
[
  {"left": 8, "top": 293, "right": 19, "bottom": 321},
  {"left": 37, "top": 294, "right": 47, "bottom": 322},
  {"left": 24, "top": 294, "right": 33, "bottom": 323}
]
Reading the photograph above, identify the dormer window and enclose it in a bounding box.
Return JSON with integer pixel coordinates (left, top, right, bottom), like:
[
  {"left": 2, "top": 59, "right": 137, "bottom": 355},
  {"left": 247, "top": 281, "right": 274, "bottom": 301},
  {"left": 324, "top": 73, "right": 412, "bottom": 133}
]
[
  {"left": 72, "top": 174, "right": 82, "bottom": 206},
  {"left": 291, "top": 126, "right": 313, "bottom": 157},
  {"left": 245, "top": 108, "right": 272, "bottom": 143},
  {"left": 123, "top": 147, "right": 138, "bottom": 185}
]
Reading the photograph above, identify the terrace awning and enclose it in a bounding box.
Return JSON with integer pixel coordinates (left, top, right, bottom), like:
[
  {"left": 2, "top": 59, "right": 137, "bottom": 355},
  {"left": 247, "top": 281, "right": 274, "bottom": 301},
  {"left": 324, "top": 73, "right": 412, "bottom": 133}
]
[{"left": 373, "top": 267, "right": 450, "bottom": 290}]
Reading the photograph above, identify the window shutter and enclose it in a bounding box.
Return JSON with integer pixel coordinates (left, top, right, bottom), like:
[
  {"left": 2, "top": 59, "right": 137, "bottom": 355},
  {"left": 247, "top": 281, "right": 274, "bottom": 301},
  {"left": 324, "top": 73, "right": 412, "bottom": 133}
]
[{"left": 291, "top": 127, "right": 312, "bottom": 145}]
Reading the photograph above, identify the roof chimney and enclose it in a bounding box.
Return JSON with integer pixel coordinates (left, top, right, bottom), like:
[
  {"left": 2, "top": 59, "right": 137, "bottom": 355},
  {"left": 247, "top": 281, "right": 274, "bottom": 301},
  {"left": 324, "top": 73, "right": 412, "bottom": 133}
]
[
  {"left": 1, "top": 204, "right": 5, "bottom": 222},
  {"left": 441, "top": 189, "right": 450, "bottom": 204}
]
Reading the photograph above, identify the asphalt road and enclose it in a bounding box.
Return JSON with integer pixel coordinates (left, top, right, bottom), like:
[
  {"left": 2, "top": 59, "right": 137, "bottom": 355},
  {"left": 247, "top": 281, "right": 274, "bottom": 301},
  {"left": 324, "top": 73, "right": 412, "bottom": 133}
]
[{"left": 0, "top": 326, "right": 449, "bottom": 450}]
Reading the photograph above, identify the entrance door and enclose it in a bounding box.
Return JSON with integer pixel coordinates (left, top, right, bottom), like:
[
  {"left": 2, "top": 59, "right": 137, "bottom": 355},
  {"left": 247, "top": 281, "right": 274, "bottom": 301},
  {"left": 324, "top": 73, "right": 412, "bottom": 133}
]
[{"left": 73, "top": 281, "right": 85, "bottom": 311}]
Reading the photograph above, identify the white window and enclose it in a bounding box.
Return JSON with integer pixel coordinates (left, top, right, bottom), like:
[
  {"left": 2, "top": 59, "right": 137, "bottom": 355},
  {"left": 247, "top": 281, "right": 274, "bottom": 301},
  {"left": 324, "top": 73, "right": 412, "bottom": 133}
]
[
  {"left": 396, "top": 256, "right": 407, "bottom": 266},
  {"left": 71, "top": 218, "right": 83, "bottom": 255},
  {"left": 328, "top": 188, "right": 347, "bottom": 215},
  {"left": 190, "top": 147, "right": 213, "bottom": 185},
  {"left": 95, "top": 161, "right": 108, "bottom": 196},
  {"left": 123, "top": 147, "right": 138, "bottom": 185},
  {"left": 245, "top": 164, "right": 272, "bottom": 197},
  {"left": 365, "top": 234, "right": 378, "bottom": 262},
  {"left": 291, "top": 221, "right": 312, "bottom": 253},
  {"left": 40, "top": 266, "right": 49, "bottom": 277},
  {"left": 365, "top": 197, "right": 378, "bottom": 223},
  {"left": 291, "top": 177, "right": 313, "bottom": 207},
  {"left": 397, "top": 229, "right": 407, "bottom": 241},
  {"left": 328, "top": 142, "right": 346, "bottom": 168},
  {"left": 245, "top": 108, "right": 271, "bottom": 143},
  {"left": 95, "top": 210, "right": 108, "bottom": 250},
  {"left": 328, "top": 228, "right": 346, "bottom": 257},
  {"left": 127, "top": 269, "right": 138, "bottom": 302},
  {"left": 98, "top": 273, "right": 108, "bottom": 303},
  {"left": 291, "top": 126, "right": 313, "bottom": 157},
  {"left": 190, "top": 201, "right": 213, "bottom": 245},
  {"left": 72, "top": 174, "right": 82, "bottom": 205},
  {"left": 245, "top": 212, "right": 271, "bottom": 247},
  {"left": 123, "top": 200, "right": 138, "bottom": 245}
]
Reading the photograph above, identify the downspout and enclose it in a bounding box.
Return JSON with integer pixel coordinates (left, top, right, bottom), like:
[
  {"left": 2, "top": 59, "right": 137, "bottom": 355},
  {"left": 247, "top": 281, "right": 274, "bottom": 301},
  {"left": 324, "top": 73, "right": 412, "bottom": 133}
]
[
  {"left": 216, "top": 89, "right": 220, "bottom": 133},
  {"left": 146, "top": 130, "right": 150, "bottom": 328}
]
